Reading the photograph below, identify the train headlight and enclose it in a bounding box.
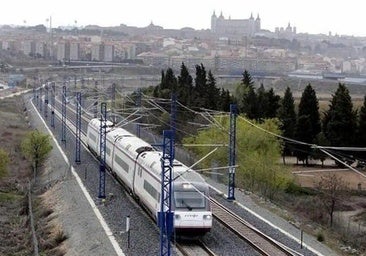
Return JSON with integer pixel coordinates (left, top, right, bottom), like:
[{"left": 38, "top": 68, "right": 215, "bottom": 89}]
[
  {"left": 182, "top": 183, "right": 192, "bottom": 189},
  {"left": 175, "top": 214, "right": 181, "bottom": 220},
  {"left": 203, "top": 214, "right": 212, "bottom": 220}
]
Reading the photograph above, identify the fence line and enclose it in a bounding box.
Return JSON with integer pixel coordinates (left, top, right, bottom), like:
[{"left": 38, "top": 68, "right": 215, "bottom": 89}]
[{"left": 28, "top": 181, "right": 39, "bottom": 256}]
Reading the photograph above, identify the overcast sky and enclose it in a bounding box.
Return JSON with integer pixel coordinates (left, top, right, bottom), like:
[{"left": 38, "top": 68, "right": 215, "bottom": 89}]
[{"left": 1, "top": 0, "right": 365, "bottom": 37}]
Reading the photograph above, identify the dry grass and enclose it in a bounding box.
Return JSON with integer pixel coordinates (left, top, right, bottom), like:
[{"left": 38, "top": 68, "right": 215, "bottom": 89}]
[
  {"left": 0, "top": 95, "right": 67, "bottom": 255},
  {"left": 283, "top": 164, "right": 366, "bottom": 254}
]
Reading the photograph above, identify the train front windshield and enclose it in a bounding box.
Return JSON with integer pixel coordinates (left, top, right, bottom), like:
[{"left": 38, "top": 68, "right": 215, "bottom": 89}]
[{"left": 174, "top": 191, "right": 205, "bottom": 210}]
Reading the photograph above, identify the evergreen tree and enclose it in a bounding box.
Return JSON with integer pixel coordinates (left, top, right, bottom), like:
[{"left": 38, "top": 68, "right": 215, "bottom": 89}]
[
  {"left": 297, "top": 83, "right": 321, "bottom": 142},
  {"left": 266, "top": 88, "right": 281, "bottom": 118},
  {"left": 242, "top": 86, "right": 258, "bottom": 119},
  {"left": 239, "top": 70, "right": 257, "bottom": 119},
  {"left": 256, "top": 84, "right": 268, "bottom": 120},
  {"left": 241, "top": 69, "right": 254, "bottom": 87},
  {"left": 294, "top": 115, "right": 312, "bottom": 165},
  {"left": 294, "top": 84, "right": 321, "bottom": 164},
  {"left": 357, "top": 95, "right": 366, "bottom": 146},
  {"left": 156, "top": 68, "right": 177, "bottom": 99},
  {"left": 177, "top": 62, "right": 193, "bottom": 107},
  {"left": 194, "top": 64, "right": 208, "bottom": 107},
  {"left": 206, "top": 70, "right": 220, "bottom": 110},
  {"left": 323, "top": 83, "right": 357, "bottom": 146},
  {"left": 165, "top": 68, "right": 177, "bottom": 92},
  {"left": 278, "top": 87, "right": 296, "bottom": 156},
  {"left": 218, "top": 88, "right": 232, "bottom": 112}
]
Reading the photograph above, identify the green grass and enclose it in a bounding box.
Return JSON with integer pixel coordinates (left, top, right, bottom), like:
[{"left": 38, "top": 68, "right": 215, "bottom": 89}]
[{"left": 0, "top": 191, "right": 22, "bottom": 202}]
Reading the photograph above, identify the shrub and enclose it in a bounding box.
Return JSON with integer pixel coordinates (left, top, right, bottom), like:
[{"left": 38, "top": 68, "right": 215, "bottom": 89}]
[
  {"left": 285, "top": 181, "right": 316, "bottom": 196},
  {"left": 317, "top": 232, "right": 325, "bottom": 242}
]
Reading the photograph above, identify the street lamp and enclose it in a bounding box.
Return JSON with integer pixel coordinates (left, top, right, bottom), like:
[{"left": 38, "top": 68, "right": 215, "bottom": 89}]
[{"left": 45, "top": 16, "right": 53, "bottom": 60}]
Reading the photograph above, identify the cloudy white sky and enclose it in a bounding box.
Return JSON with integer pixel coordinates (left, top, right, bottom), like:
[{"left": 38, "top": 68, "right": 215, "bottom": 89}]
[{"left": 1, "top": 0, "right": 365, "bottom": 36}]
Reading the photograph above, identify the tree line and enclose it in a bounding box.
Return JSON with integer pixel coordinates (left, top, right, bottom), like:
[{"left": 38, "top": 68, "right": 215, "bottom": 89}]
[
  {"left": 142, "top": 64, "right": 366, "bottom": 164},
  {"left": 152, "top": 63, "right": 232, "bottom": 111}
]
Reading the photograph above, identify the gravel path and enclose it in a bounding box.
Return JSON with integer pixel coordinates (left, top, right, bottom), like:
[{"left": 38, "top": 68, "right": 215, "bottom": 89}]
[{"left": 25, "top": 94, "right": 120, "bottom": 256}]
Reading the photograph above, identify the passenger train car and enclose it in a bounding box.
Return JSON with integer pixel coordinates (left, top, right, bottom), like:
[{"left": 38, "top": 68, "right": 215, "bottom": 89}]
[{"left": 86, "top": 118, "right": 212, "bottom": 235}]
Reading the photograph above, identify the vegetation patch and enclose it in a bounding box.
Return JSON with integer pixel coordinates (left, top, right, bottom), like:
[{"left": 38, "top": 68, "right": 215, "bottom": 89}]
[
  {"left": 354, "top": 210, "right": 366, "bottom": 223},
  {"left": 0, "top": 95, "right": 65, "bottom": 255},
  {"left": 285, "top": 181, "right": 317, "bottom": 196},
  {"left": 0, "top": 191, "right": 22, "bottom": 202}
]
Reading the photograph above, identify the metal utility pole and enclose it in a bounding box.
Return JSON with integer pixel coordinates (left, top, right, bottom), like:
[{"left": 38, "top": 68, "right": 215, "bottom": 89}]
[
  {"left": 44, "top": 84, "right": 49, "bottom": 118},
  {"left": 136, "top": 88, "right": 141, "bottom": 137},
  {"left": 36, "top": 88, "right": 39, "bottom": 106},
  {"left": 111, "top": 83, "right": 116, "bottom": 124},
  {"left": 39, "top": 87, "right": 43, "bottom": 112},
  {"left": 170, "top": 93, "right": 176, "bottom": 160},
  {"left": 61, "top": 85, "right": 66, "bottom": 143},
  {"left": 75, "top": 92, "right": 81, "bottom": 164},
  {"left": 98, "top": 102, "right": 107, "bottom": 199},
  {"left": 227, "top": 104, "right": 237, "bottom": 200},
  {"left": 51, "top": 82, "right": 55, "bottom": 128},
  {"left": 159, "top": 130, "right": 174, "bottom": 256},
  {"left": 94, "top": 100, "right": 98, "bottom": 118}
]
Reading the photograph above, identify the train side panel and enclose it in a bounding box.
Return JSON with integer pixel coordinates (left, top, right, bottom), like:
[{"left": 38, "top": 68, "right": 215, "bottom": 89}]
[
  {"left": 112, "top": 146, "right": 135, "bottom": 189},
  {"left": 133, "top": 152, "right": 161, "bottom": 218}
]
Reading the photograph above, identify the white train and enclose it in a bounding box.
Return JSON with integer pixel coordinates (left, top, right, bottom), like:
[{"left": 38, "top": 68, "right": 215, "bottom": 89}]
[{"left": 86, "top": 118, "right": 212, "bottom": 235}]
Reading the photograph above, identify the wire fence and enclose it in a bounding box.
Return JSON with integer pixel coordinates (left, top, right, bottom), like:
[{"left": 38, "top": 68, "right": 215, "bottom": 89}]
[{"left": 28, "top": 180, "right": 39, "bottom": 256}]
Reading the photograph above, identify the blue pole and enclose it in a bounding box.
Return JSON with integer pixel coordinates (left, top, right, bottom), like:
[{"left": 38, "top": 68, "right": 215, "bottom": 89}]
[
  {"left": 75, "top": 92, "right": 81, "bottom": 164},
  {"left": 98, "top": 102, "right": 107, "bottom": 199},
  {"left": 227, "top": 104, "right": 237, "bottom": 200},
  {"left": 51, "top": 82, "right": 55, "bottom": 128},
  {"left": 39, "top": 87, "right": 43, "bottom": 112},
  {"left": 136, "top": 88, "right": 141, "bottom": 137},
  {"left": 44, "top": 84, "right": 49, "bottom": 118},
  {"left": 61, "top": 85, "right": 66, "bottom": 143},
  {"left": 170, "top": 93, "right": 176, "bottom": 160},
  {"left": 159, "top": 130, "right": 174, "bottom": 256}
]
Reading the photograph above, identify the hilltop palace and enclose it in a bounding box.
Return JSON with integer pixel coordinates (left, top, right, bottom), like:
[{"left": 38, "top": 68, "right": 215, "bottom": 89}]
[{"left": 211, "top": 11, "right": 261, "bottom": 37}]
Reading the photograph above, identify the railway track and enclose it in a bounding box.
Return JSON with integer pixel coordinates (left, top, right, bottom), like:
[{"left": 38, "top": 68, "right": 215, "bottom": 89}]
[
  {"left": 210, "top": 198, "right": 300, "bottom": 256},
  {"left": 177, "top": 240, "right": 217, "bottom": 256}
]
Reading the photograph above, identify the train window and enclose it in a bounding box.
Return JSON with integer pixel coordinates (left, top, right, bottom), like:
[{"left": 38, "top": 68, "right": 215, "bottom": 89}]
[
  {"left": 106, "top": 146, "right": 111, "bottom": 156},
  {"left": 115, "top": 155, "right": 129, "bottom": 173},
  {"left": 173, "top": 160, "right": 182, "bottom": 167},
  {"left": 150, "top": 162, "right": 156, "bottom": 169},
  {"left": 126, "top": 144, "right": 131, "bottom": 150},
  {"left": 136, "top": 146, "right": 153, "bottom": 154},
  {"left": 138, "top": 166, "right": 142, "bottom": 177},
  {"left": 174, "top": 191, "right": 205, "bottom": 209},
  {"left": 144, "top": 180, "right": 159, "bottom": 200},
  {"left": 89, "top": 132, "right": 97, "bottom": 142}
]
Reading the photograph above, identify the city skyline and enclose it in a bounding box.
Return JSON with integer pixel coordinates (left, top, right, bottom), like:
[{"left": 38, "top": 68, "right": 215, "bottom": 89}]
[{"left": 1, "top": 0, "right": 366, "bottom": 37}]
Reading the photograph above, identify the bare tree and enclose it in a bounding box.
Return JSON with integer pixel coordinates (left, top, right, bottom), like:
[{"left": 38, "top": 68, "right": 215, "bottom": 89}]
[{"left": 318, "top": 173, "right": 348, "bottom": 227}]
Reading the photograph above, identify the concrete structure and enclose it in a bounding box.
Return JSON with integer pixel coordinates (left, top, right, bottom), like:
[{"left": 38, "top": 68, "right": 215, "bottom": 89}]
[
  {"left": 35, "top": 42, "right": 47, "bottom": 58},
  {"left": 70, "top": 42, "right": 80, "bottom": 61},
  {"left": 91, "top": 43, "right": 104, "bottom": 61},
  {"left": 21, "top": 40, "right": 35, "bottom": 56},
  {"left": 2, "top": 41, "right": 17, "bottom": 51},
  {"left": 104, "top": 44, "right": 114, "bottom": 62},
  {"left": 57, "top": 42, "right": 70, "bottom": 61},
  {"left": 211, "top": 11, "right": 261, "bottom": 37}
]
